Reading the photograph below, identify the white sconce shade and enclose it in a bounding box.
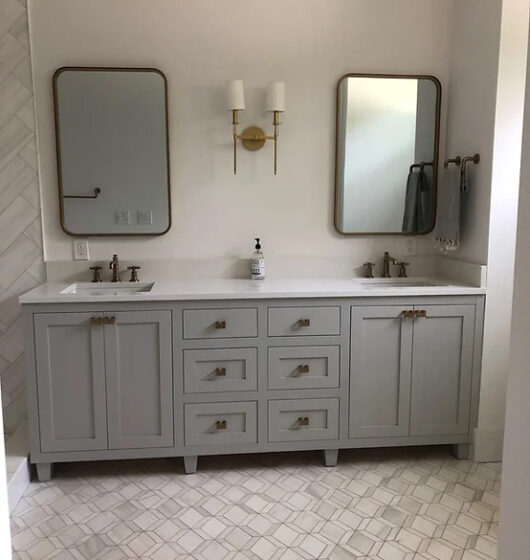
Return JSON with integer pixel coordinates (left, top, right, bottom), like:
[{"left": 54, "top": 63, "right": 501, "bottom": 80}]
[
  {"left": 226, "top": 79, "right": 245, "bottom": 110},
  {"left": 266, "top": 81, "right": 285, "bottom": 112}
]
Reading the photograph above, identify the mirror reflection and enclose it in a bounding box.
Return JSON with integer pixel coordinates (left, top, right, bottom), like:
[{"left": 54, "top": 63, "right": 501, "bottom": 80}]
[
  {"left": 54, "top": 67, "right": 171, "bottom": 236},
  {"left": 335, "top": 74, "right": 441, "bottom": 235}
]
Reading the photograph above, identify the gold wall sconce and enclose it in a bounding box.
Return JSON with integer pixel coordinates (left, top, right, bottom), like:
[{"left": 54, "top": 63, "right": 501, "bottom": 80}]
[{"left": 226, "top": 79, "right": 285, "bottom": 175}]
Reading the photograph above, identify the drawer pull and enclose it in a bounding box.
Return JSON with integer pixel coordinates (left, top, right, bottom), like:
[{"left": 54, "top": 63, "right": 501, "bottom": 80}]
[
  {"left": 297, "top": 364, "right": 310, "bottom": 374},
  {"left": 90, "top": 317, "right": 103, "bottom": 325},
  {"left": 214, "top": 367, "right": 227, "bottom": 377},
  {"left": 103, "top": 316, "right": 116, "bottom": 325},
  {"left": 215, "top": 320, "right": 227, "bottom": 329},
  {"left": 297, "top": 417, "right": 310, "bottom": 427},
  {"left": 415, "top": 310, "right": 427, "bottom": 318},
  {"left": 401, "top": 310, "right": 414, "bottom": 319},
  {"left": 298, "top": 318, "right": 311, "bottom": 327},
  {"left": 215, "top": 420, "right": 227, "bottom": 430}
]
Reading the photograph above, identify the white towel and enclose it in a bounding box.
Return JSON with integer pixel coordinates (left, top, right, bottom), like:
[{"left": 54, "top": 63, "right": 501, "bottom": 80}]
[{"left": 435, "top": 168, "right": 461, "bottom": 252}]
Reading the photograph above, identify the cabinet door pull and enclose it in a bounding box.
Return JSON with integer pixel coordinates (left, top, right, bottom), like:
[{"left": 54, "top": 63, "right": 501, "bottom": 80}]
[
  {"left": 297, "top": 416, "right": 309, "bottom": 427},
  {"left": 214, "top": 367, "right": 227, "bottom": 377},
  {"left": 298, "top": 318, "right": 311, "bottom": 327},
  {"left": 103, "top": 316, "right": 116, "bottom": 325},
  {"left": 415, "top": 310, "right": 427, "bottom": 318},
  {"left": 215, "top": 420, "right": 227, "bottom": 430},
  {"left": 215, "top": 320, "right": 227, "bottom": 329},
  {"left": 297, "top": 364, "right": 310, "bottom": 374},
  {"left": 90, "top": 316, "right": 103, "bottom": 325},
  {"left": 401, "top": 310, "right": 414, "bottom": 319}
]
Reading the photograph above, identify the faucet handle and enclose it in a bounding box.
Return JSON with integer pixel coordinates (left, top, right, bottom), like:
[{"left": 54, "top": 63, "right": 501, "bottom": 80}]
[
  {"left": 396, "top": 261, "right": 410, "bottom": 278},
  {"left": 362, "top": 262, "right": 375, "bottom": 279},
  {"left": 89, "top": 266, "right": 102, "bottom": 283},
  {"left": 127, "top": 266, "right": 141, "bottom": 282}
]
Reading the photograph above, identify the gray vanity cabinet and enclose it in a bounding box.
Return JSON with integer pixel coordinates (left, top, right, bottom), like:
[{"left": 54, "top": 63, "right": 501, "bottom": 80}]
[
  {"left": 34, "top": 313, "right": 108, "bottom": 452},
  {"left": 33, "top": 310, "right": 173, "bottom": 454},
  {"left": 410, "top": 305, "right": 475, "bottom": 436},
  {"left": 349, "top": 306, "right": 413, "bottom": 438}
]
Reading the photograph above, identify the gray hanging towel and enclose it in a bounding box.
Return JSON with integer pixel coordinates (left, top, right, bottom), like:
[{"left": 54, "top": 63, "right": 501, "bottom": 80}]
[
  {"left": 435, "top": 167, "right": 461, "bottom": 252},
  {"left": 402, "top": 168, "right": 432, "bottom": 233}
]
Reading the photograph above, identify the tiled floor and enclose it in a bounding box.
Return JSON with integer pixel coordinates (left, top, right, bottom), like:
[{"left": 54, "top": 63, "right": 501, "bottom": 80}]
[{"left": 10, "top": 447, "right": 500, "bottom": 560}]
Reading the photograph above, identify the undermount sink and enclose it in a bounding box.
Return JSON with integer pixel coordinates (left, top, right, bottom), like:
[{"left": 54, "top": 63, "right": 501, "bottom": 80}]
[
  {"left": 60, "top": 282, "right": 154, "bottom": 296},
  {"left": 358, "top": 278, "right": 446, "bottom": 288}
]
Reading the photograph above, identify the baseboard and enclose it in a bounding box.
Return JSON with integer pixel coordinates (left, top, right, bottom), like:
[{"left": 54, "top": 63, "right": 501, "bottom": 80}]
[
  {"left": 472, "top": 427, "right": 504, "bottom": 462},
  {"left": 5, "top": 421, "right": 30, "bottom": 513}
]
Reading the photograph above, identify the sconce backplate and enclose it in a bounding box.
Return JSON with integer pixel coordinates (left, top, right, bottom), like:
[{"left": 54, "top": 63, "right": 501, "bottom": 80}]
[{"left": 241, "top": 126, "right": 266, "bottom": 151}]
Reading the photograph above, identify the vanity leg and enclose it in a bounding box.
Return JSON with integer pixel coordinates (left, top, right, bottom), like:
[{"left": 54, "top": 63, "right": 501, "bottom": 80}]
[
  {"left": 452, "top": 444, "right": 470, "bottom": 460},
  {"left": 323, "top": 449, "right": 339, "bottom": 467},
  {"left": 35, "top": 463, "right": 54, "bottom": 482},
  {"left": 183, "top": 456, "right": 198, "bottom": 474}
]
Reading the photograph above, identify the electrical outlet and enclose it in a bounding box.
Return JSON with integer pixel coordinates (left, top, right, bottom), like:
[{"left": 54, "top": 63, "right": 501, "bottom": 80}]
[
  {"left": 73, "top": 239, "right": 89, "bottom": 260},
  {"left": 114, "top": 210, "right": 130, "bottom": 225},
  {"left": 405, "top": 237, "right": 416, "bottom": 256},
  {"left": 137, "top": 210, "right": 153, "bottom": 225}
]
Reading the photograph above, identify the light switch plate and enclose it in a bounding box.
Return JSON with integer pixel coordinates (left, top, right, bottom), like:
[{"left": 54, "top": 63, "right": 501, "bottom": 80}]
[
  {"left": 137, "top": 210, "right": 153, "bottom": 225},
  {"left": 73, "top": 239, "right": 89, "bottom": 260},
  {"left": 405, "top": 237, "right": 416, "bottom": 256},
  {"left": 114, "top": 210, "right": 130, "bottom": 225}
]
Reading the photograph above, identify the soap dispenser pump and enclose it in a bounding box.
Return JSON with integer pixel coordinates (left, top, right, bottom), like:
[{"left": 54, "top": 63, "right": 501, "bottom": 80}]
[{"left": 251, "top": 238, "right": 265, "bottom": 280}]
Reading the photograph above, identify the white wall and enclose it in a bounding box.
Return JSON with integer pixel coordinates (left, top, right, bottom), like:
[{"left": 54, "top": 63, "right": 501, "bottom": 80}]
[
  {"left": 28, "top": 0, "right": 454, "bottom": 264},
  {"left": 498, "top": 19, "right": 530, "bottom": 558}
]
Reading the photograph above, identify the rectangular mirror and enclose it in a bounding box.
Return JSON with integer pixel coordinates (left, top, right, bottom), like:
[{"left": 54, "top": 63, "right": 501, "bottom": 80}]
[
  {"left": 54, "top": 67, "right": 171, "bottom": 236},
  {"left": 334, "top": 74, "right": 441, "bottom": 235}
]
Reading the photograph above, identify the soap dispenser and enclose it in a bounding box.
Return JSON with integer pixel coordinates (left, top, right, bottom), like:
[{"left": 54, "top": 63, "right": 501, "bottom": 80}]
[{"left": 251, "top": 238, "right": 265, "bottom": 280}]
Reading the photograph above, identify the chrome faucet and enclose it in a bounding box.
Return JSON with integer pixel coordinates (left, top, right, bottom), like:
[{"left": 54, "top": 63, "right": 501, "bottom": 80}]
[
  {"left": 382, "top": 251, "right": 398, "bottom": 278},
  {"left": 109, "top": 254, "right": 121, "bottom": 282}
]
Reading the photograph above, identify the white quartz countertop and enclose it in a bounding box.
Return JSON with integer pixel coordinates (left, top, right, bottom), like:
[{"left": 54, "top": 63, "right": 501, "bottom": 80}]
[{"left": 19, "top": 277, "right": 486, "bottom": 304}]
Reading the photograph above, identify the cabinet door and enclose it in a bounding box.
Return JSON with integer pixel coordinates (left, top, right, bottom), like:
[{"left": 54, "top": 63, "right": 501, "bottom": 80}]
[
  {"left": 350, "top": 306, "right": 412, "bottom": 438},
  {"left": 410, "top": 305, "right": 475, "bottom": 436},
  {"left": 105, "top": 311, "right": 173, "bottom": 449},
  {"left": 34, "top": 313, "right": 107, "bottom": 452}
]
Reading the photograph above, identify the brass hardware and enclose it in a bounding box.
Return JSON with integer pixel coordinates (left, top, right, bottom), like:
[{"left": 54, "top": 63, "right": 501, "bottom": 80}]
[
  {"left": 127, "top": 266, "right": 141, "bottom": 282},
  {"left": 63, "top": 187, "right": 101, "bottom": 200},
  {"left": 297, "top": 364, "right": 310, "bottom": 374},
  {"left": 396, "top": 261, "right": 410, "bottom": 278},
  {"left": 215, "top": 420, "right": 227, "bottom": 430},
  {"left": 298, "top": 319, "right": 311, "bottom": 327},
  {"left": 54, "top": 67, "right": 172, "bottom": 238},
  {"left": 297, "top": 417, "right": 310, "bottom": 426},
  {"left": 89, "top": 266, "right": 102, "bottom": 283},
  {"left": 334, "top": 73, "right": 441, "bottom": 236},
  {"left": 215, "top": 320, "right": 227, "bottom": 329},
  {"left": 383, "top": 252, "right": 398, "bottom": 278},
  {"left": 103, "top": 316, "right": 116, "bottom": 324},
  {"left": 109, "top": 254, "right": 120, "bottom": 282},
  {"left": 415, "top": 310, "right": 427, "bottom": 318},
  {"left": 231, "top": 110, "right": 282, "bottom": 175},
  {"left": 363, "top": 262, "right": 375, "bottom": 279},
  {"left": 444, "top": 156, "right": 462, "bottom": 168},
  {"left": 409, "top": 161, "right": 433, "bottom": 174},
  {"left": 460, "top": 154, "right": 480, "bottom": 193},
  {"left": 401, "top": 310, "right": 415, "bottom": 319},
  {"left": 214, "top": 367, "right": 227, "bottom": 377},
  {"left": 90, "top": 316, "right": 103, "bottom": 325}
]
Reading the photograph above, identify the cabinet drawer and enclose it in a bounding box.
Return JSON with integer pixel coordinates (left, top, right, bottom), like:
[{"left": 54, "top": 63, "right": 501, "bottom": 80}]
[
  {"left": 268, "top": 346, "right": 340, "bottom": 390},
  {"left": 183, "top": 308, "right": 257, "bottom": 339},
  {"left": 184, "top": 402, "right": 257, "bottom": 446},
  {"left": 268, "top": 398, "right": 339, "bottom": 442},
  {"left": 184, "top": 348, "right": 258, "bottom": 393},
  {"left": 268, "top": 306, "right": 340, "bottom": 337}
]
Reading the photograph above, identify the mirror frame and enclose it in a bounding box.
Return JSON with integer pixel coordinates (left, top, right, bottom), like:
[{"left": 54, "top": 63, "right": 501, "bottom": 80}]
[
  {"left": 53, "top": 66, "right": 172, "bottom": 237},
  {"left": 334, "top": 73, "right": 442, "bottom": 236}
]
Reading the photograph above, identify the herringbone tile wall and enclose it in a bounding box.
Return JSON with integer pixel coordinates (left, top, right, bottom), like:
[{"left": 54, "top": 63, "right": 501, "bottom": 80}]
[{"left": 0, "top": 0, "right": 44, "bottom": 437}]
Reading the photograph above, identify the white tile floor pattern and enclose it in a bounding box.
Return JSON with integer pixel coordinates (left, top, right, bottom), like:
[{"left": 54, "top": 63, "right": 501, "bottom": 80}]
[{"left": 10, "top": 447, "right": 500, "bottom": 560}]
